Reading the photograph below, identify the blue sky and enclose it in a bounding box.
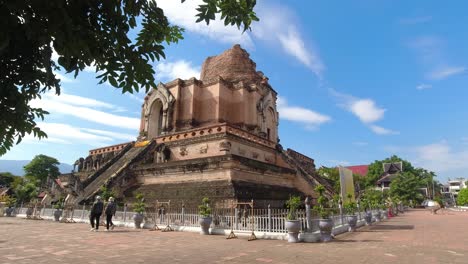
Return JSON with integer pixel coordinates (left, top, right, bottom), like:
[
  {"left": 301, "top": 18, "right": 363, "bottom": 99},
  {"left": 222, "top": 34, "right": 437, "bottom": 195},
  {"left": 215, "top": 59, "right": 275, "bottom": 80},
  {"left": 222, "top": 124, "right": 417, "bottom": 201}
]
[{"left": 2, "top": 0, "right": 468, "bottom": 182}]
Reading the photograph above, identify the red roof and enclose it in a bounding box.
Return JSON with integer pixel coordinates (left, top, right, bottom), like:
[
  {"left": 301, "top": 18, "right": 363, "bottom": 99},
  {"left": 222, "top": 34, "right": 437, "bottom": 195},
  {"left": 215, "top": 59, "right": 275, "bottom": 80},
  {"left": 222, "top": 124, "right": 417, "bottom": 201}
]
[{"left": 346, "top": 165, "right": 369, "bottom": 176}]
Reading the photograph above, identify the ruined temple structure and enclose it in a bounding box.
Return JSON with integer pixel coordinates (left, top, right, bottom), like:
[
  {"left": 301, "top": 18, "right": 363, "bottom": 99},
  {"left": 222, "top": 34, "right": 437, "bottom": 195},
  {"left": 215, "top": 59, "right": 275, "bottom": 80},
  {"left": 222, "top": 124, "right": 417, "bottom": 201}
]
[{"left": 69, "top": 45, "right": 333, "bottom": 208}]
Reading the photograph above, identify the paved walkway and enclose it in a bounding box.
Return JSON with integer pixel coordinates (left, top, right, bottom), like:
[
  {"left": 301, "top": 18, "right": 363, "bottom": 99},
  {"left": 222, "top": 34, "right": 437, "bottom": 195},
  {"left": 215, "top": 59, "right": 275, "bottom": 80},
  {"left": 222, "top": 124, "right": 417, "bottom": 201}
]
[{"left": 0, "top": 209, "right": 467, "bottom": 264}]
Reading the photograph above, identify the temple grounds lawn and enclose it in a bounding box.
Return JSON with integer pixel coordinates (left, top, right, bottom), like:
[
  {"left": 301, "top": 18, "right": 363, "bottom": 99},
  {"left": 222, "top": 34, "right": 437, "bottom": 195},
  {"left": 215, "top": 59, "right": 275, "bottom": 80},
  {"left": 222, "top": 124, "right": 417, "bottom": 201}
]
[{"left": 0, "top": 209, "right": 467, "bottom": 264}]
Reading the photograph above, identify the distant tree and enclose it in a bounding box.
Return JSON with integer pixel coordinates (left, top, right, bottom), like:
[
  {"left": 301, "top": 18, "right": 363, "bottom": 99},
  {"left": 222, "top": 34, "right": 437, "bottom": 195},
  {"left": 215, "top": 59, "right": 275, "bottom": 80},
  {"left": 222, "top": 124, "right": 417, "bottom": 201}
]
[
  {"left": 0, "top": 172, "right": 20, "bottom": 187},
  {"left": 457, "top": 188, "right": 468, "bottom": 206},
  {"left": 318, "top": 167, "right": 340, "bottom": 193},
  {"left": 14, "top": 181, "right": 38, "bottom": 203},
  {"left": 100, "top": 185, "right": 116, "bottom": 201},
  {"left": 364, "top": 155, "right": 415, "bottom": 189},
  {"left": 361, "top": 188, "right": 384, "bottom": 208},
  {"left": 0, "top": 0, "right": 258, "bottom": 156},
  {"left": 23, "top": 154, "right": 60, "bottom": 186},
  {"left": 389, "top": 172, "right": 425, "bottom": 204}
]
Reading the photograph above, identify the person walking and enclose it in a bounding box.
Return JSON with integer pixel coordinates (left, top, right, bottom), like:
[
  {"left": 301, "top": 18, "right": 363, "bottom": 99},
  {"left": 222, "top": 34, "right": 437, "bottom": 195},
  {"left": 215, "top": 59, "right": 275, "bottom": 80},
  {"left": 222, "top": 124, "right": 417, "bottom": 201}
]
[
  {"left": 90, "top": 196, "right": 104, "bottom": 232},
  {"left": 105, "top": 197, "right": 117, "bottom": 231}
]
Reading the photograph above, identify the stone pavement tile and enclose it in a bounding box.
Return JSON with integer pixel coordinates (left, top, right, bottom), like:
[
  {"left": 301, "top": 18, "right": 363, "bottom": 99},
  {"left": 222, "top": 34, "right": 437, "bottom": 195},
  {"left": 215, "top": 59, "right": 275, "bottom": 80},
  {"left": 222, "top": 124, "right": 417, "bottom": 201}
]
[{"left": 1, "top": 210, "right": 468, "bottom": 263}]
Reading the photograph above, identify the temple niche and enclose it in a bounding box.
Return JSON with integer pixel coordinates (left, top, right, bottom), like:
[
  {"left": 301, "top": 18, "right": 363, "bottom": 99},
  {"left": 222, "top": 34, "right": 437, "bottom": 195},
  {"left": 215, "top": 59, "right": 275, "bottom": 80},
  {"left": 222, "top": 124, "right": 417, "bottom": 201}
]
[{"left": 67, "top": 45, "right": 332, "bottom": 208}]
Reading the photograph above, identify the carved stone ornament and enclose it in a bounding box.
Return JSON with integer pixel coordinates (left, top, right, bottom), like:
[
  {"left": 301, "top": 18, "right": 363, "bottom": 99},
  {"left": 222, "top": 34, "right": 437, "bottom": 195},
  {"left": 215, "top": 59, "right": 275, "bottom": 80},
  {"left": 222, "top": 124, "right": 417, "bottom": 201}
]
[
  {"left": 179, "top": 146, "right": 188, "bottom": 156},
  {"left": 252, "top": 152, "right": 259, "bottom": 159},
  {"left": 219, "top": 141, "right": 232, "bottom": 152},
  {"left": 199, "top": 144, "right": 208, "bottom": 154}
]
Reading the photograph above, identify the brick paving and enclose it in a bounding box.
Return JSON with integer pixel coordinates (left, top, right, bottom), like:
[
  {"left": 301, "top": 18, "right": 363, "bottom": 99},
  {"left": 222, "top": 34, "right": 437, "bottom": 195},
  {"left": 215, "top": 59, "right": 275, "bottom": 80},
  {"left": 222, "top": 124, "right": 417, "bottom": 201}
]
[{"left": 0, "top": 209, "right": 467, "bottom": 264}]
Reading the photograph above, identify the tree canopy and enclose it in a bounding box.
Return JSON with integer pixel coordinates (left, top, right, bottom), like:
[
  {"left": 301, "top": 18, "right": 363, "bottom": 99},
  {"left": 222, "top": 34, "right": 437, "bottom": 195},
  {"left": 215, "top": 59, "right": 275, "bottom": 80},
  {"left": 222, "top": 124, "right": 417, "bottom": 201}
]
[
  {"left": 363, "top": 155, "right": 437, "bottom": 205},
  {"left": 0, "top": 0, "right": 258, "bottom": 155},
  {"left": 457, "top": 188, "right": 468, "bottom": 206},
  {"left": 0, "top": 172, "right": 21, "bottom": 187},
  {"left": 24, "top": 154, "right": 60, "bottom": 185},
  {"left": 389, "top": 172, "right": 425, "bottom": 204}
]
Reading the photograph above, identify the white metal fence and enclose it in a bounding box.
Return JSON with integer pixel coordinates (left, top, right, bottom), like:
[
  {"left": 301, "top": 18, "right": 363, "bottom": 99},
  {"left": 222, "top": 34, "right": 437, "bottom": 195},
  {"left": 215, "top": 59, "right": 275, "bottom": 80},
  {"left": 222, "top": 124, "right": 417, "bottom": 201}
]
[{"left": 9, "top": 205, "right": 385, "bottom": 234}]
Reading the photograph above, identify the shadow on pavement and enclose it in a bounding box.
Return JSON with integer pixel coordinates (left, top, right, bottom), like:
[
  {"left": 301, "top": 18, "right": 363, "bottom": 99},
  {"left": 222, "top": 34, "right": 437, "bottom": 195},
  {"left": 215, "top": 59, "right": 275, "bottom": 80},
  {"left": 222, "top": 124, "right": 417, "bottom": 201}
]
[
  {"left": 369, "top": 225, "right": 414, "bottom": 230},
  {"left": 333, "top": 239, "right": 382, "bottom": 243}
]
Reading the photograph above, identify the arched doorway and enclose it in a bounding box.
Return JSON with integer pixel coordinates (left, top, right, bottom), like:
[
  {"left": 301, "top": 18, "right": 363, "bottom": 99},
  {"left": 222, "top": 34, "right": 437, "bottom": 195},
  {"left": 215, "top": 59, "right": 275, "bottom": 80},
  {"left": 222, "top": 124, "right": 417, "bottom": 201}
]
[{"left": 148, "top": 99, "right": 164, "bottom": 139}]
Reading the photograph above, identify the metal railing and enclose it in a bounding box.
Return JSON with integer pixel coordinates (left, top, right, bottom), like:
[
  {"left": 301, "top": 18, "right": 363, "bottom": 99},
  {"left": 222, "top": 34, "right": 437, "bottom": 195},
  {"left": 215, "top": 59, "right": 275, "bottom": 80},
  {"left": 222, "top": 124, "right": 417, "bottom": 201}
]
[{"left": 9, "top": 204, "right": 386, "bottom": 234}]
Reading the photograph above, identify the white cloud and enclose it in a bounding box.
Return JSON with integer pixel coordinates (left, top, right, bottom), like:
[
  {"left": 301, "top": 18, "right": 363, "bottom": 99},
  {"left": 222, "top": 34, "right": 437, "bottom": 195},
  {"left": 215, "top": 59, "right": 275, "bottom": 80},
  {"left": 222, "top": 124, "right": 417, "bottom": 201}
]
[
  {"left": 81, "top": 128, "right": 135, "bottom": 141},
  {"left": 416, "top": 84, "right": 432, "bottom": 90},
  {"left": 22, "top": 123, "right": 117, "bottom": 147},
  {"left": 277, "top": 27, "right": 325, "bottom": 77},
  {"left": 53, "top": 72, "right": 74, "bottom": 83},
  {"left": 409, "top": 36, "right": 466, "bottom": 80},
  {"left": 369, "top": 125, "right": 399, "bottom": 135},
  {"left": 252, "top": 3, "right": 324, "bottom": 77},
  {"left": 157, "top": 0, "right": 253, "bottom": 46},
  {"left": 31, "top": 93, "right": 140, "bottom": 130},
  {"left": 349, "top": 99, "right": 386, "bottom": 123},
  {"left": 427, "top": 66, "right": 466, "bottom": 80},
  {"left": 277, "top": 97, "right": 331, "bottom": 129},
  {"left": 158, "top": 0, "right": 324, "bottom": 77},
  {"left": 156, "top": 60, "right": 200, "bottom": 81},
  {"left": 330, "top": 89, "right": 386, "bottom": 123},
  {"left": 55, "top": 94, "right": 116, "bottom": 109},
  {"left": 413, "top": 141, "right": 468, "bottom": 174}
]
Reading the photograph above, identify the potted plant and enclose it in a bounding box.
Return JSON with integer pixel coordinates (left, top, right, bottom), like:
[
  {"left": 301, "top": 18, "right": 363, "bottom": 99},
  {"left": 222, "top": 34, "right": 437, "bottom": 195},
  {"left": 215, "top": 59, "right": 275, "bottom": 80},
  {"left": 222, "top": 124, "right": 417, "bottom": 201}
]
[
  {"left": 53, "top": 203, "right": 63, "bottom": 221},
  {"left": 343, "top": 194, "right": 358, "bottom": 232},
  {"left": 313, "top": 185, "right": 334, "bottom": 242},
  {"left": 132, "top": 193, "right": 146, "bottom": 229},
  {"left": 285, "top": 195, "right": 301, "bottom": 243},
  {"left": 380, "top": 204, "right": 388, "bottom": 220},
  {"left": 198, "top": 197, "right": 212, "bottom": 235},
  {"left": 372, "top": 201, "right": 382, "bottom": 222},
  {"left": 360, "top": 198, "right": 373, "bottom": 225},
  {"left": 3, "top": 196, "right": 16, "bottom": 217}
]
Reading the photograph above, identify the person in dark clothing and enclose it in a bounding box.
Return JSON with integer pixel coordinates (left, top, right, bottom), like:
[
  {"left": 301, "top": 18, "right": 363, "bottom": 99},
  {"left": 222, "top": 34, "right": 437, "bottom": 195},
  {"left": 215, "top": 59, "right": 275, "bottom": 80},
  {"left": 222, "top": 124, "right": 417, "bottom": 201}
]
[
  {"left": 90, "top": 196, "right": 104, "bottom": 232},
  {"left": 105, "top": 197, "right": 117, "bottom": 231}
]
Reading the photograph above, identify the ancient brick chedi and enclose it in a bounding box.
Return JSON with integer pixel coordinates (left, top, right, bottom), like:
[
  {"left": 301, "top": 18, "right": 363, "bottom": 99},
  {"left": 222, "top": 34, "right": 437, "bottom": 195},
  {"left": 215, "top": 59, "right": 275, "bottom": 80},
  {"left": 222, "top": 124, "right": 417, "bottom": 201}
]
[{"left": 67, "top": 45, "right": 332, "bottom": 208}]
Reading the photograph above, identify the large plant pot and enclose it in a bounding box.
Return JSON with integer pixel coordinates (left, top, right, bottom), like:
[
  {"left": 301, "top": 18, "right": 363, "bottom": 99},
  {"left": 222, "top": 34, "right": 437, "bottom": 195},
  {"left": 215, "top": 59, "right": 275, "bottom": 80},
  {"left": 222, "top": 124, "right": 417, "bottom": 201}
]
[
  {"left": 5, "top": 207, "right": 14, "bottom": 217},
  {"left": 285, "top": 220, "right": 301, "bottom": 243},
  {"left": 318, "top": 219, "right": 334, "bottom": 242},
  {"left": 198, "top": 216, "right": 212, "bottom": 235},
  {"left": 347, "top": 215, "right": 358, "bottom": 232},
  {"left": 381, "top": 210, "right": 387, "bottom": 220},
  {"left": 364, "top": 212, "right": 372, "bottom": 225},
  {"left": 133, "top": 213, "right": 144, "bottom": 229},
  {"left": 374, "top": 211, "right": 381, "bottom": 222},
  {"left": 53, "top": 210, "right": 62, "bottom": 221},
  {"left": 26, "top": 208, "right": 33, "bottom": 218}
]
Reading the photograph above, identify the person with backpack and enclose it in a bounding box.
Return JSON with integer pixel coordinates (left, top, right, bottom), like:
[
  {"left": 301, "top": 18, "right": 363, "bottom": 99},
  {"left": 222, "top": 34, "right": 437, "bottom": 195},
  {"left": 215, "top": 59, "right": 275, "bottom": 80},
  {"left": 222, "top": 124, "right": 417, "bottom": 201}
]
[
  {"left": 105, "top": 197, "right": 117, "bottom": 231},
  {"left": 90, "top": 196, "right": 103, "bottom": 232}
]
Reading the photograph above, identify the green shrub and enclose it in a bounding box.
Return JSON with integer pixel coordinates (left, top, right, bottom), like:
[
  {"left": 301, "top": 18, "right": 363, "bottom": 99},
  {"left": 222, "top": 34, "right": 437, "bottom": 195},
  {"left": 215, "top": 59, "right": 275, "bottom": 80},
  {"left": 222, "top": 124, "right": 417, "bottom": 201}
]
[
  {"left": 343, "top": 194, "right": 357, "bottom": 215},
  {"left": 313, "top": 185, "right": 333, "bottom": 219},
  {"left": 198, "top": 197, "right": 211, "bottom": 217},
  {"left": 457, "top": 188, "right": 468, "bottom": 206},
  {"left": 286, "top": 196, "right": 301, "bottom": 220},
  {"left": 133, "top": 192, "right": 146, "bottom": 214}
]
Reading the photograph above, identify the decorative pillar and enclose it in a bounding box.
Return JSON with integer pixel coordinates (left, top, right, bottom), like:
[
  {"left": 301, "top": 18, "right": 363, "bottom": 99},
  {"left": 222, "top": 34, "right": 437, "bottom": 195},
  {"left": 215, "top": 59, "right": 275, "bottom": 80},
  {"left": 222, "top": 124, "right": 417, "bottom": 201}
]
[{"left": 305, "top": 197, "right": 311, "bottom": 232}]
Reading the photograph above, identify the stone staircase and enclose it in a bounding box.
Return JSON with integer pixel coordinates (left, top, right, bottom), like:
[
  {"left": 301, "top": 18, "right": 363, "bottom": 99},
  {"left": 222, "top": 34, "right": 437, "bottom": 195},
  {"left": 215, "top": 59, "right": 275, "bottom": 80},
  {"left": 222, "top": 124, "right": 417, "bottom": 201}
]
[
  {"left": 80, "top": 142, "right": 154, "bottom": 202},
  {"left": 280, "top": 149, "right": 334, "bottom": 196}
]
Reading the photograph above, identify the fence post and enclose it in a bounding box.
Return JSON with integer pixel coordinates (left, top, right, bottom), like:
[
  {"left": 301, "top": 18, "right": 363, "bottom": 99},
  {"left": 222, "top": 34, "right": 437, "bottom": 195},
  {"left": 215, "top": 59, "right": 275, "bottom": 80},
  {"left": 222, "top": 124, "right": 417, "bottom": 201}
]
[
  {"left": 81, "top": 204, "right": 86, "bottom": 220},
  {"left": 234, "top": 208, "right": 238, "bottom": 230},
  {"left": 357, "top": 203, "right": 361, "bottom": 221},
  {"left": 339, "top": 202, "right": 344, "bottom": 226},
  {"left": 123, "top": 204, "right": 127, "bottom": 223},
  {"left": 305, "top": 197, "right": 311, "bottom": 232},
  {"left": 267, "top": 204, "right": 272, "bottom": 232},
  {"left": 181, "top": 205, "right": 185, "bottom": 226}
]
